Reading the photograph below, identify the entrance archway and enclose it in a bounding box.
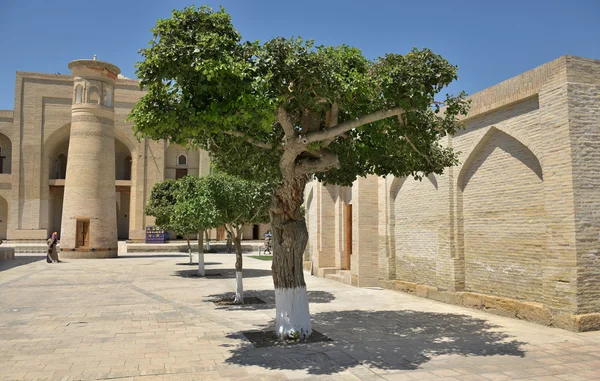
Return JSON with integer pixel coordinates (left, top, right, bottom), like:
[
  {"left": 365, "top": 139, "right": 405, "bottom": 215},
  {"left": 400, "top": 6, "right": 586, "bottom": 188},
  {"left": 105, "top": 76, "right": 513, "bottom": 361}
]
[{"left": 115, "top": 138, "right": 133, "bottom": 240}]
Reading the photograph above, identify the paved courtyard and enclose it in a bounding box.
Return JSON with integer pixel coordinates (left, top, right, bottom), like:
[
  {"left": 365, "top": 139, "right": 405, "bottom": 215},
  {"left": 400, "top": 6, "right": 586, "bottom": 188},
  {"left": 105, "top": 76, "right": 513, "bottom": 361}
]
[{"left": 1, "top": 252, "right": 599, "bottom": 381}]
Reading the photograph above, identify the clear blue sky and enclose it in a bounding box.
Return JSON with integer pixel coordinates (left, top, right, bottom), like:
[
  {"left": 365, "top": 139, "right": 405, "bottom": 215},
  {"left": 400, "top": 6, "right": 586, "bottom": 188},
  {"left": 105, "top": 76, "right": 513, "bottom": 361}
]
[{"left": 1, "top": 0, "right": 598, "bottom": 110}]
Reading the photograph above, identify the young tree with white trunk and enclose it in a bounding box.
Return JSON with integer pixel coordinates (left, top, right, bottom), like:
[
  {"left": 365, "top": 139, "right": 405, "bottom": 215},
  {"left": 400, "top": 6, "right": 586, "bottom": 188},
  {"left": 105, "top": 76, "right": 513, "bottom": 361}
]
[
  {"left": 173, "top": 176, "right": 220, "bottom": 276},
  {"left": 130, "top": 6, "right": 469, "bottom": 339},
  {"left": 203, "top": 174, "right": 271, "bottom": 304},
  {"left": 145, "top": 178, "right": 197, "bottom": 263}
]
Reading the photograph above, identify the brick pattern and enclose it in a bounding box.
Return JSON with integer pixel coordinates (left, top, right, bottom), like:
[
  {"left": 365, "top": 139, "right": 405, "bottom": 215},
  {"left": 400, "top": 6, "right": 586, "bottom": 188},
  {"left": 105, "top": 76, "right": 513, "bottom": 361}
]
[
  {"left": 393, "top": 175, "right": 439, "bottom": 284},
  {"left": 567, "top": 57, "right": 600, "bottom": 314},
  {"left": 462, "top": 130, "right": 545, "bottom": 302}
]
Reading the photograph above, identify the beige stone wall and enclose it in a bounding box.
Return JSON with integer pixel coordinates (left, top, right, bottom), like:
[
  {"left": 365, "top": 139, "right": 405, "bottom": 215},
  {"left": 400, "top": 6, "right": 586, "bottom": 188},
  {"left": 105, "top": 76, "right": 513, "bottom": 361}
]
[
  {"left": 308, "top": 55, "right": 600, "bottom": 319},
  {"left": 566, "top": 57, "right": 600, "bottom": 314},
  {"left": 461, "top": 129, "right": 545, "bottom": 302},
  {"left": 392, "top": 175, "right": 440, "bottom": 284}
]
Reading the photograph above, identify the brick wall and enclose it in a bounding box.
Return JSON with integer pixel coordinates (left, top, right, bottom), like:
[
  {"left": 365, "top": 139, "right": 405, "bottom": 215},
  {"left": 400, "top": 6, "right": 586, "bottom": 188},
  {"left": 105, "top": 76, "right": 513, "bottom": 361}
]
[
  {"left": 308, "top": 55, "right": 600, "bottom": 318},
  {"left": 393, "top": 175, "right": 440, "bottom": 284},
  {"left": 567, "top": 57, "right": 600, "bottom": 314}
]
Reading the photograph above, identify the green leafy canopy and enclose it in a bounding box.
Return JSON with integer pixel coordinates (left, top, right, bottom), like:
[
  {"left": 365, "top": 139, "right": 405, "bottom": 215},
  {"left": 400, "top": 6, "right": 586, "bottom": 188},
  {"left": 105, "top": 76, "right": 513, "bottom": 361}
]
[
  {"left": 130, "top": 5, "right": 470, "bottom": 187},
  {"left": 145, "top": 176, "right": 220, "bottom": 235},
  {"left": 204, "top": 173, "right": 271, "bottom": 230},
  {"left": 145, "top": 174, "right": 270, "bottom": 235}
]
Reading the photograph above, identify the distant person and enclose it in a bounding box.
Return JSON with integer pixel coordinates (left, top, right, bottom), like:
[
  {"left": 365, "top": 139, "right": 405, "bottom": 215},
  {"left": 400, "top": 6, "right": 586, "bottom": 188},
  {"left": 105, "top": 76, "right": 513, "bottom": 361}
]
[
  {"left": 263, "top": 230, "right": 272, "bottom": 255},
  {"left": 47, "top": 232, "right": 60, "bottom": 263}
]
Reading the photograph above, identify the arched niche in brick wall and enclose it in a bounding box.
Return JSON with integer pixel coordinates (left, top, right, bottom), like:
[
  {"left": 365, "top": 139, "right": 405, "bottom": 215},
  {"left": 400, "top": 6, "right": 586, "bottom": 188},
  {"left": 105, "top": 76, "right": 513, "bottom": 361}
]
[
  {"left": 456, "top": 127, "right": 546, "bottom": 303},
  {"left": 389, "top": 174, "right": 440, "bottom": 285}
]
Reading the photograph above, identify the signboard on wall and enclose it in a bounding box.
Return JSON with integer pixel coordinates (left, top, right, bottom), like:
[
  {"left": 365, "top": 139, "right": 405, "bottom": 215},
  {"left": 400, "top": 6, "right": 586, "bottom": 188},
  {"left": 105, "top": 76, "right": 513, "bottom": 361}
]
[{"left": 145, "top": 226, "right": 166, "bottom": 244}]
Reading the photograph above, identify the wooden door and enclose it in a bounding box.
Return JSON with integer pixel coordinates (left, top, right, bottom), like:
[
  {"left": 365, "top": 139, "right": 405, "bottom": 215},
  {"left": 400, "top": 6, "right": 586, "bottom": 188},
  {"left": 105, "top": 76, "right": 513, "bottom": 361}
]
[
  {"left": 76, "top": 220, "right": 90, "bottom": 248},
  {"left": 216, "top": 226, "right": 225, "bottom": 241},
  {"left": 345, "top": 204, "right": 352, "bottom": 270},
  {"left": 175, "top": 168, "right": 188, "bottom": 179}
]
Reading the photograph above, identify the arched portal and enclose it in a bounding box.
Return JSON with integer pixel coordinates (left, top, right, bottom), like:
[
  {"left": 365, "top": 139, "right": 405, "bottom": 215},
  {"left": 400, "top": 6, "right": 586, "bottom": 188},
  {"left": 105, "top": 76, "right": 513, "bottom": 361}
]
[
  {"left": 115, "top": 138, "right": 133, "bottom": 240},
  {"left": 44, "top": 124, "right": 70, "bottom": 237}
]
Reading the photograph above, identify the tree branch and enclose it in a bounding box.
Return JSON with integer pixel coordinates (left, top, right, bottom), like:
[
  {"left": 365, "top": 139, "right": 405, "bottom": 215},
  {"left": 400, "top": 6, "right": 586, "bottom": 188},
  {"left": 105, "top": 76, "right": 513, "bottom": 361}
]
[
  {"left": 296, "top": 151, "right": 340, "bottom": 175},
  {"left": 329, "top": 103, "right": 339, "bottom": 127},
  {"left": 404, "top": 134, "right": 431, "bottom": 164},
  {"left": 277, "top": 106, "right": 296, "bottom": 138},
  {"left": 224, "top": 130, "right": 279, "bottom": 150},
  {"left": 304, "top": 106, "right": 404, "bottom": 144}
]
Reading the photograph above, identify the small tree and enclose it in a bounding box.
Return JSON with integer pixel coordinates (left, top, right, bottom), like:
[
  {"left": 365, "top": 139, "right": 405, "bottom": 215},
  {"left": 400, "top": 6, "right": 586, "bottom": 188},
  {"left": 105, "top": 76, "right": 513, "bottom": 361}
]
[
  {"left": 146, "top": 178, "right": 197, "bottom": 263},
  {"left": 174, "top": 175, "right": 220, "bottom": 276},
  {"left": 205, "top": 174, "right": 271, "bottom": 303},
  {"left": 131, "top": 6, "right": 469, "bottom": 339}
]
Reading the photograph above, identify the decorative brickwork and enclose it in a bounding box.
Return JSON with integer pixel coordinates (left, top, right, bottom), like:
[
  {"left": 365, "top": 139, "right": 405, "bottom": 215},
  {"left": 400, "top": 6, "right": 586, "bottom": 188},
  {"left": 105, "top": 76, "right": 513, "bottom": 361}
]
[{"left": 71, "top": 114, "right": 113, "bottom": 125}]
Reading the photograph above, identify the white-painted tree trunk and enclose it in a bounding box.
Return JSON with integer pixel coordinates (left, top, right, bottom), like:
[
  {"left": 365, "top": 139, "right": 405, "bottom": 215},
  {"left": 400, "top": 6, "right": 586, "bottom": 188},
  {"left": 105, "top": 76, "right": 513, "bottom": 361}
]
[
  {"left": 197, "top": 251, "right": 205, "bottom": 276},
  {"left": 205, "top": 230, "right": 210, "bottom": 251},
  {"left": 234, "top": 271, "right": 243, "bottom": 303},
  {"left": 275, "top": 286, "right": 312, "bottom": 340},
  {"left": 197, "top": 230, "right": 205, "bottom": 277}
]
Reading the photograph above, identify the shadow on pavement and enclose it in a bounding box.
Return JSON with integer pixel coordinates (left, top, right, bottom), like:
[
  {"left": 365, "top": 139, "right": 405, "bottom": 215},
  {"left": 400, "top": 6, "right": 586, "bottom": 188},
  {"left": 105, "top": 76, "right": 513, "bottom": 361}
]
[
  {"left": 225, "top": 309, "right": 526, "bottom": 375},
  {"left": 118, "top": 254, "right": 188, "bottom": 259},
  {"left": 207, "top": 289, "right": 335, "bottom": 310},
  {"left": 0, "top": 255, "right": 46, "bottom": 272},
  {"left": 173, "top": 268, "right": 272, "bottom": 279},
  {"left": 175, "top": 262, "right": 222, "bottom": 266}
]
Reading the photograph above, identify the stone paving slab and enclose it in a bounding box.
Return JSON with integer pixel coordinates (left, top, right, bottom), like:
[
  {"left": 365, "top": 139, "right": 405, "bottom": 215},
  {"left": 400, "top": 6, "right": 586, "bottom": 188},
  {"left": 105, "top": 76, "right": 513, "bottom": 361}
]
[{"left": 1, "top": 252, "right": 599, "bottom": 381}]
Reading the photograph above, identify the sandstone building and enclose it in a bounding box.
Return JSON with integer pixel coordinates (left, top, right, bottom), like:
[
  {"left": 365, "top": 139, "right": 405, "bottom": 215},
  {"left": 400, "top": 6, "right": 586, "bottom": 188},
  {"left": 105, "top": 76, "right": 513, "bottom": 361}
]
[
  {"left": 305, "top": 55, "right": 600, "bottom": 331},
  {"left": 0, "top": 58, "right": 266, "bottom": 250}
]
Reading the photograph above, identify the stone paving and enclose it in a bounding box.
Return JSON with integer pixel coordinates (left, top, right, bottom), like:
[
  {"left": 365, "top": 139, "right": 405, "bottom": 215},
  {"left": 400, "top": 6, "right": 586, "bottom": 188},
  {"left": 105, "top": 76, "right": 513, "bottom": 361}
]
[{"left": 0, "top": 252, "right": 599, "bottom": 381}]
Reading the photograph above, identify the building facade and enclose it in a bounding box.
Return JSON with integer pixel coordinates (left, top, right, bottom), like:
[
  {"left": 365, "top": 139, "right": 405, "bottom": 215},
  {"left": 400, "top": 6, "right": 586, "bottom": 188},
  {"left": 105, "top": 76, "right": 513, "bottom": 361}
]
[
  {"left": 305, "top": 55, "right": 600, "bottom": 331},
  {"left": 0, "top": 58, "right": 266, "bottom": 246}
]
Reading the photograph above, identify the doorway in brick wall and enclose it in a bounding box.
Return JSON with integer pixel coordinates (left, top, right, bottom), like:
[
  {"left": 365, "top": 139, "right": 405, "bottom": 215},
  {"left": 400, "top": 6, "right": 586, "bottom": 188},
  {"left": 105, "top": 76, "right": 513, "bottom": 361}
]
[{"left": 345, "top": 204, "right": 352, "bottom": 270}]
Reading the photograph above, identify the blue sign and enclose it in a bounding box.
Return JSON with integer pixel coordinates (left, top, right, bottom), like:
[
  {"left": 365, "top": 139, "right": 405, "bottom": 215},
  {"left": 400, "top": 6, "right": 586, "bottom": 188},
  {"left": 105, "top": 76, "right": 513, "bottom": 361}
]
[{"left": 146, "top": 226, "right": 166, "bottom": 244}]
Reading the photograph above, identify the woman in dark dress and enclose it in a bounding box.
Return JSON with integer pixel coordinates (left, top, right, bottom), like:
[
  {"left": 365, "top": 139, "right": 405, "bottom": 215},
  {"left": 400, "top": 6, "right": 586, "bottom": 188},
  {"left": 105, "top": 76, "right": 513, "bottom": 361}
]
[{"left": 47, "top": 232, "right": 60, "bottom": 263}]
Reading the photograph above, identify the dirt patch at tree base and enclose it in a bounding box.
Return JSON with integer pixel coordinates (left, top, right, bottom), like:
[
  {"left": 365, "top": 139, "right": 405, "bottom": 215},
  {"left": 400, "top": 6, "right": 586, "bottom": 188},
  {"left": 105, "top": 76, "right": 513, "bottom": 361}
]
[{"left": 241, "top": 329, "right": 332, "bottom": 348}]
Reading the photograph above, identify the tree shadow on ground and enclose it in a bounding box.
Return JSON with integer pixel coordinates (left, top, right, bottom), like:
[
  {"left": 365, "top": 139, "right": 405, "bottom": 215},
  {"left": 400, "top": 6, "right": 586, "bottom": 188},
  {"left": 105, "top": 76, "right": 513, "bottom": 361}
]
[
  {"left": 0, "top": 255, "right": 46, "bottom": 272},
  {"left": 207, "top": 289, "right": 335, "bottom": 311},
  {"left": 225, "top": 309, "right": 526, "bottom": 375},
  {"left": 173, "top": 268, "right": 272, "bottom": 279},
  {"left": 176, "top": 262, "right": 222, "bottom": 266},
  {"left": 118, "top": 254, "right": 188, "bottom": 259}
]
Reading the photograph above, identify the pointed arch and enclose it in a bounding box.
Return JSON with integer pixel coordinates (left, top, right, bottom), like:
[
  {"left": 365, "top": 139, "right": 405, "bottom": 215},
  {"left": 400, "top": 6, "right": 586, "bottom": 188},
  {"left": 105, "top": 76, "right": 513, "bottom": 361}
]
[{"left": 458, "top": 126, "right": 543, "bottom": 191}]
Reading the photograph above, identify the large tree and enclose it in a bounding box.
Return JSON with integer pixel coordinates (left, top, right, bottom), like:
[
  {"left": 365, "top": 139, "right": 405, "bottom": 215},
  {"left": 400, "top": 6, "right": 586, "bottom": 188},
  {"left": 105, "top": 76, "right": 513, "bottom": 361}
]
[
  {"left": 131, "top": 6, "right": 469, "bottom": 339},
  {"left": 204, "top": 174, "right": 271, "bottom": 303}
]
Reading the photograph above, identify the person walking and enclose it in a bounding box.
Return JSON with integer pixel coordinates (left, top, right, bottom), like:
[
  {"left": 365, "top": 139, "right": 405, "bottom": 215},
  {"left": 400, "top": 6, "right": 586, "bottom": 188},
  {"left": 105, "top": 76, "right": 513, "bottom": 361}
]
[
  {"left": 47, "top": 232, "right": 60, "bottom": 263},
  {"left": 263, "top": 230, "right": 272, "bottom": 255}
]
